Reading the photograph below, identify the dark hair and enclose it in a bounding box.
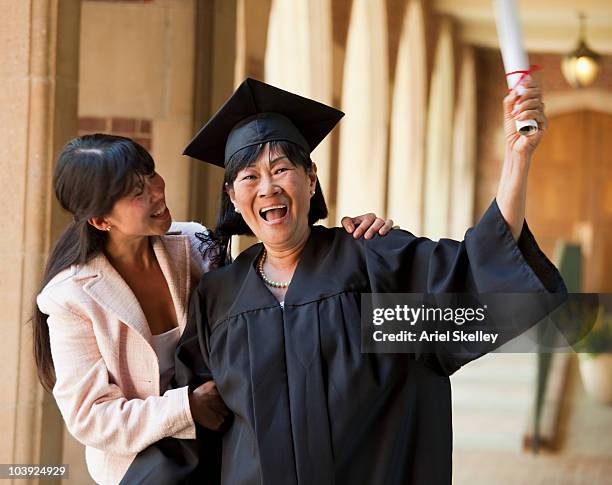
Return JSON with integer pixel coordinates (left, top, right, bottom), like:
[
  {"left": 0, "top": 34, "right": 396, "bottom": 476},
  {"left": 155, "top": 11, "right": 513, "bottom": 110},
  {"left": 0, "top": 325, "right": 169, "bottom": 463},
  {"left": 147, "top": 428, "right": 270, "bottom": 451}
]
[
  {"left": 198, "top": 140, "right": 328, "bottom": 266},
  {"left": 33, "top": 134, "right": 155, "bottom": 392}
]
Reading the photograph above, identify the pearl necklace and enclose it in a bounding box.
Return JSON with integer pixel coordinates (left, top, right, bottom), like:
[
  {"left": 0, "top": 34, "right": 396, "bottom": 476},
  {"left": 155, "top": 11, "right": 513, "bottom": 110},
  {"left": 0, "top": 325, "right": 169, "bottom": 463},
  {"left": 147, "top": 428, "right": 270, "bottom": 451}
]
[{"left": 257, "top": 249, "right": 291, "bottom": 288}]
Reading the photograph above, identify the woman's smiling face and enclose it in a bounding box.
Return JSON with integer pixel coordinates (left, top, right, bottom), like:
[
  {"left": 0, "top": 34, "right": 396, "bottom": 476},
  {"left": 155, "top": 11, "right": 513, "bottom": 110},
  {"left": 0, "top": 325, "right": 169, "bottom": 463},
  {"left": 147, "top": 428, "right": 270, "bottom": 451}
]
[
  {"left": 227, "top": 143, "right": 317, "bottom": 250},
  {"left": 103, "top": 171, "right": 172, "bottom": 237}
]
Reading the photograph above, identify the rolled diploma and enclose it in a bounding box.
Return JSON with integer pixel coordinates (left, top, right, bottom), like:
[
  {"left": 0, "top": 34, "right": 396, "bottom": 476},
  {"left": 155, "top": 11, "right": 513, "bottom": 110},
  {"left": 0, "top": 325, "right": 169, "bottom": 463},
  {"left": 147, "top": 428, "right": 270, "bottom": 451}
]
[{"left": 492, "top": 0, "right": 538, "bottom": 136}]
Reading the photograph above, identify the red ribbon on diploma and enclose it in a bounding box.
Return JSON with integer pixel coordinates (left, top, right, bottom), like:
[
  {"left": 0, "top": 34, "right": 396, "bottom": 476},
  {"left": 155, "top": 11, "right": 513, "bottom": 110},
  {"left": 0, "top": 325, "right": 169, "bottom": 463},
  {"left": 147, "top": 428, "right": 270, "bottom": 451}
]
[{"left": 505, "top": 65, "right": 540, "bottom": 92}]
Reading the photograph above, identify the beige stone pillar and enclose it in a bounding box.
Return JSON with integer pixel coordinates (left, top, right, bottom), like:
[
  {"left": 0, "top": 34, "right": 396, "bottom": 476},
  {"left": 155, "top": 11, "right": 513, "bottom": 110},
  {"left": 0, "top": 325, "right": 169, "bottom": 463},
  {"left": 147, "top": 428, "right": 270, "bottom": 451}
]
[
  {"left": 449, "top": 46, "right": 477, "bottom": 239},
  {"left": 387, "top": 0, "right": 428, "bottom": 233},
  {"left": 265, "top": 0, "right": 334, "bottom": 211},
  {"left": 423, "top": 18, "right": 455, "bottom": 240},
  {"left": 190, "top": 0, "right": 238, "bottom": 228},
  {"left": 232, "top": 0, "right": 273, "bottom": 254},
  {"left": 0, "top": 0, "right": 80, "bottom": 482},
  {"left": 327, "top": 0, "right": 353, "bottom": 224},
  {"left": 190, "top": 0, "right": 255, "bottom": 257},
  {"left": 336, "top": 0, "right": 389, "bottom": 220},
  {"left": 234, "top": 0, "right": 272, "bottom": 83}
]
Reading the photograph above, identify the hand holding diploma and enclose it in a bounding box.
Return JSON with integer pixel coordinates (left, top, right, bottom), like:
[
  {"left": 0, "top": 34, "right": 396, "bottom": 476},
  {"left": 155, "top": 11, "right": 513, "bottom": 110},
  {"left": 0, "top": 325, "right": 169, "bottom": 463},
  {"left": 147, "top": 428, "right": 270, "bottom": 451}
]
[{"left": 503, "top": 77, "right": 547, "bottom": 160}]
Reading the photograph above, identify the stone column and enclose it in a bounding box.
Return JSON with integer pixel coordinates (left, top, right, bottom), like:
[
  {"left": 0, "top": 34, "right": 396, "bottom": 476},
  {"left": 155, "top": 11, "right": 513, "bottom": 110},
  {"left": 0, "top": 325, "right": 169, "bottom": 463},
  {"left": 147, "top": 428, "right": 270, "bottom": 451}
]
[
  {"left": 387, "top": 0, "right": 428, "bottom": 233},
  {"left": 0, "top": 0, "right": 80, "bottom": 482},
  {"left": 233, "top": 0, "right": 272, "bottom": 254},
  {"left": 234, "top": 0, "right": 272, "bottom": 83},
  {"left": 265, "top": 0, "right": 333, "bottom": 214},
  {"left": 449, "top": 45, "right": 477, "bottom": 239},
  {"left": 423, "top": 17, "right": 455, "bottom": 240},
  {"left": 190, "top": 0, "right": 238, "bottom": 228},
  {"left": 336, "top": 0, "right": 389, "bottom": 220}
]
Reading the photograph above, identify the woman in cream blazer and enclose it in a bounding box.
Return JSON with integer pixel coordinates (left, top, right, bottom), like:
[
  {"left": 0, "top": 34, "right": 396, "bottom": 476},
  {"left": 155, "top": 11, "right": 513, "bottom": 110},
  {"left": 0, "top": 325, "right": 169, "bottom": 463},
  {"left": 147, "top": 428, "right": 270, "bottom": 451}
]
[
  {"left": 37, "top": 220, "right": 210, "bottom": 484},
  {"left": 35, "top": 134, "right": 393, "bottom": 484},
  {"left": 34, "top": 134, "right": 229, "bottom": 484}
]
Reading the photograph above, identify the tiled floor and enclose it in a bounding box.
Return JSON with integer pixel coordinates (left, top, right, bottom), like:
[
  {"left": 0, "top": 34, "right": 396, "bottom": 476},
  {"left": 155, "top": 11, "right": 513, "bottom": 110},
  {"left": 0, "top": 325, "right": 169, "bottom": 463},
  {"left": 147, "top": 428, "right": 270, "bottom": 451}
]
[
  {"left": 452, "top": 354, "right": 612, "bottom": 484},
  {"left": 453, "top": 450, "right": 612, "bottom": 485}
]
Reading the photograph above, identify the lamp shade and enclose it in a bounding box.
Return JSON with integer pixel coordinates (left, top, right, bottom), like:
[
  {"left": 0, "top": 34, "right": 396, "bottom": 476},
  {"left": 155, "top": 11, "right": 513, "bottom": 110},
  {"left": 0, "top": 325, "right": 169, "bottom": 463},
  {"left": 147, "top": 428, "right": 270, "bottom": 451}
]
[
  {"left": 562, "top": 40, "right": 601, "bottom": 88},
  {"left": 561, "top": 13, "right": 602, "bottom": 90}
]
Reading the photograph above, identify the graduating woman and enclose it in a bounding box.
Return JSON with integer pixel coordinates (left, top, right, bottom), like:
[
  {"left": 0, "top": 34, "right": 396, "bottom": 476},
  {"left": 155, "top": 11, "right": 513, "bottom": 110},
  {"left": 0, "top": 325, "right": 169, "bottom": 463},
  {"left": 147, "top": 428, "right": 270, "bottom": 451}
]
[
  {"left": 124, "top": 77, "right": 566, "bottom": 484},
  {"left": 34, "top": 134, "right": 394, "bottom": 485}
]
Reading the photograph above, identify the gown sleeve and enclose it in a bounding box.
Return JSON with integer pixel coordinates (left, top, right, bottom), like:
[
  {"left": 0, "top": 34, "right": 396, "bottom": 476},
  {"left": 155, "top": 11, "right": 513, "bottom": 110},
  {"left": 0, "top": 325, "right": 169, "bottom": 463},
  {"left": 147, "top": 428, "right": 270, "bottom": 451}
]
[
  {"left": 366, "top": 199, "right": 564, "bottom": 293},
  {"left": 364, "top": 199, "right": 567, "bottom": 375},
  {"left": 119, "top": 285, "right": 222, "bottom": 485},
  {"left": 174, "top": 285, "right": 213, "bottom": 390}
]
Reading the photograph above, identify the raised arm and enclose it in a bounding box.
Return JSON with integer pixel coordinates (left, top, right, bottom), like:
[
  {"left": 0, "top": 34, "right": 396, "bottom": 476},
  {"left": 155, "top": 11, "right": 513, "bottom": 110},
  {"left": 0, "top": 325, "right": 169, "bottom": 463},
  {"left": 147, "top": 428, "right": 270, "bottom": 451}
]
[{"left": 496, "top": 77, "right": 547, "bottom": 240}]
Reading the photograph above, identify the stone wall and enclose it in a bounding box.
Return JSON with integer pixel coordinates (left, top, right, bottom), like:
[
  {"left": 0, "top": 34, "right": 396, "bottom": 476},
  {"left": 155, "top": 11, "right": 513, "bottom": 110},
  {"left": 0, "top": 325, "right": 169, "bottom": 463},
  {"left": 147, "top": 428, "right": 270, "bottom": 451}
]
[
  {"left": 0, "top": 2, "right": 81, "bottom": 484},
  {"left": 79, "top": 0, "right": 197, "bottom": 222}
]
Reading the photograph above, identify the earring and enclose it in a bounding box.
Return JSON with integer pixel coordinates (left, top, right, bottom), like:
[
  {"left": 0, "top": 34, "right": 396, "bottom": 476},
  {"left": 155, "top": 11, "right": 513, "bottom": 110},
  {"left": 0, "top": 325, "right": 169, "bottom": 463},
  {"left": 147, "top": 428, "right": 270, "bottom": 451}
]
[
  {"left": 234, "top": 206, "right": 240, "bottom": 214},
  {"left": 105, "top": 226, "right": 111, "bottom": 232},
  {"left": 310, "top": 189, "right": 316, "bottom": 197}
]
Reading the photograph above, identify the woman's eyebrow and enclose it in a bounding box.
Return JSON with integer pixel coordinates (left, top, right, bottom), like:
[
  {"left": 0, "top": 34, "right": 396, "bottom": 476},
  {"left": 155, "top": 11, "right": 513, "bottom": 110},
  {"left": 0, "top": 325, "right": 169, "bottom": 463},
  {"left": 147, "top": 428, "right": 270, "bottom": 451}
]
[{"left": 269, "top": 155, "right": 289, "bottom": 165}]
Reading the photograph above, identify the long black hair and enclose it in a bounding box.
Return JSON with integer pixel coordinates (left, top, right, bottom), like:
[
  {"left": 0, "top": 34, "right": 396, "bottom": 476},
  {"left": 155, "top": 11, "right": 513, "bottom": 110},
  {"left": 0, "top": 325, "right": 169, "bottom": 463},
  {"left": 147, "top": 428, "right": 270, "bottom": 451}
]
[
  {"left": 34, "top": 134, "right": 155, "bottom": 392},
  {"left": 198, "top": 140, "right": 328, "bottom": 266}
]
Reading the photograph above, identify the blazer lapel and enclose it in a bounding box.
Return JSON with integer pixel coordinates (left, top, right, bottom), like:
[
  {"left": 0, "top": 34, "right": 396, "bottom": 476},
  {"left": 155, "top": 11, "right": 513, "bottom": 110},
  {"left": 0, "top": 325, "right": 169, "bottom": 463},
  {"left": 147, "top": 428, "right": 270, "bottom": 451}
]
[
  {"left": 152, "top": 235, "right": 190, "bottom": 331},
  {"left": 81, "top": 235, "right": 190, "bottom": 342},
  {"left": 82, "top": 253, "right": 153, "bottom": 343}
]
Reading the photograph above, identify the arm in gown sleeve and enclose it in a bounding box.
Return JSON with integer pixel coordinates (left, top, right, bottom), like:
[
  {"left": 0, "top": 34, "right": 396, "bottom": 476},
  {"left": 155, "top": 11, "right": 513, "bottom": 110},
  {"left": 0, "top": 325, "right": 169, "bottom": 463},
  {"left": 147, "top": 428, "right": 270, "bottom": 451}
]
[
  {"left": 174, "top": 287, "right": 213, "bottom": 389},
  {"left": 365, "top": 198, "right": 567, "bottom": 375},
  {"left": 119, "top": 286, "right": 222, "bottom": 485}
]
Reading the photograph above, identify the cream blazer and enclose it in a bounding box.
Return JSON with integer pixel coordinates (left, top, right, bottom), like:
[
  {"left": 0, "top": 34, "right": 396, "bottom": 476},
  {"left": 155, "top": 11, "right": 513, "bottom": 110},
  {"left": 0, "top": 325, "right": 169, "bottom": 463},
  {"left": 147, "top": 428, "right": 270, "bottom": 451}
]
[{"left": 37, "top": 222, "right": 213, "bottom": 485}]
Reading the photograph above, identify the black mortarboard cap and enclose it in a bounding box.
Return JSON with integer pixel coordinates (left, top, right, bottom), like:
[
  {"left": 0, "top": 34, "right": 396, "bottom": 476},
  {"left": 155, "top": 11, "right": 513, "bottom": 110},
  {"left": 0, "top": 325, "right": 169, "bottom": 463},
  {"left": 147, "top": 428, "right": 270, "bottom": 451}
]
[{"left": 183, "top": 78, "right": 344, "bottom": 167}]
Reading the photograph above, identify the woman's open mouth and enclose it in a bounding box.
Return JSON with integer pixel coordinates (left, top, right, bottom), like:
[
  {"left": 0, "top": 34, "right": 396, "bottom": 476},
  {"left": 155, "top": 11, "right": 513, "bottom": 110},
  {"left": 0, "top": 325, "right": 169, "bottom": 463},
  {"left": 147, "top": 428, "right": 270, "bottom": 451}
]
[
  {"left": 151, "top": 203, "right": 169, "bottom": 219},
  {"left": 259, "top": 204, "right": 288, "bottom": 223}
]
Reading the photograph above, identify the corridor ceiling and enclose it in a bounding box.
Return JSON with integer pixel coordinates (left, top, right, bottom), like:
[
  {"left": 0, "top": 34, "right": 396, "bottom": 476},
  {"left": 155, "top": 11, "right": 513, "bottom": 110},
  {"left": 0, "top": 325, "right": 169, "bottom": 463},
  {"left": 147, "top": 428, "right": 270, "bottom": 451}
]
[{"left": 434, "top": 0, "right": 612, "bottom": 54}]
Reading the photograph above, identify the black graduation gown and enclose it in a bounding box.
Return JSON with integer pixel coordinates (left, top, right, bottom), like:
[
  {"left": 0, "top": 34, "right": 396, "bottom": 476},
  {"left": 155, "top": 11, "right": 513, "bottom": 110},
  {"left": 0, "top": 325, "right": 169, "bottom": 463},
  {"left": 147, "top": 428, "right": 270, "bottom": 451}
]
[{"left": 180, "top": 200, "right": 565, "bottom": 485}]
